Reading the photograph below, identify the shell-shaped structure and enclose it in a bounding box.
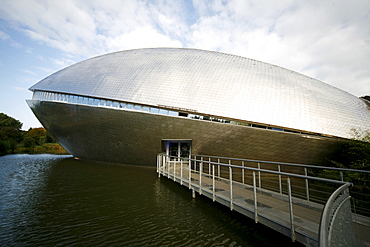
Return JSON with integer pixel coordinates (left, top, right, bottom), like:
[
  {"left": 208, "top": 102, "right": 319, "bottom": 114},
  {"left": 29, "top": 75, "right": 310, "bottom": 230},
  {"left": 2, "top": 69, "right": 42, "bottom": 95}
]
[{"left": 29, "top": 48, "right": 370, "bottom": 139}]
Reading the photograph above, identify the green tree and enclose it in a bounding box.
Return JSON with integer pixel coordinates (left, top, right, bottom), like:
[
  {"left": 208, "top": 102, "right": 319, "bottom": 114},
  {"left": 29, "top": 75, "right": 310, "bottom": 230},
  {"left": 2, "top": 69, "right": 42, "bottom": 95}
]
[
  {"left": 0, "top": 113, "right": 23, "bottom": 155},
  {"left": 330, "top": 129, "right": 370, "bottom": 171},
  {"left": 24, "top": 128, "right": 55, "bottom": 147},
  {"left": 0, "top": 113, "right": 22, "bottom": 130}
]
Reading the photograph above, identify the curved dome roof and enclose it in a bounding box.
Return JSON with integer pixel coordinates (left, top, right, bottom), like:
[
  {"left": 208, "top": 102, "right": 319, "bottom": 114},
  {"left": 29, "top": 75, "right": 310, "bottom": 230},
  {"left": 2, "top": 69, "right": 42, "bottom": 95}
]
[{"left": 29, "top": 48, "right": 370, "bottom": 139}]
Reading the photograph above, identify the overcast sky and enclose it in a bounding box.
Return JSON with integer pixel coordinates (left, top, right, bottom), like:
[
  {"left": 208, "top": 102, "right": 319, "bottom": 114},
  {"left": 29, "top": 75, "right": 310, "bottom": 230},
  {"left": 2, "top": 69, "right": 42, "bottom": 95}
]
[{"left": 0, "top": 0, "right": 369, "bottom": 130}]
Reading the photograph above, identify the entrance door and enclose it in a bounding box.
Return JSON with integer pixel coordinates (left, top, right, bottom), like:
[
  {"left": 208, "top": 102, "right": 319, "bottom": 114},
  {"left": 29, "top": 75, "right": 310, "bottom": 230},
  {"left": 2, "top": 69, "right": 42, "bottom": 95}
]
[{"left": 163, "top": 140, "right": 192, "bottom": 161}]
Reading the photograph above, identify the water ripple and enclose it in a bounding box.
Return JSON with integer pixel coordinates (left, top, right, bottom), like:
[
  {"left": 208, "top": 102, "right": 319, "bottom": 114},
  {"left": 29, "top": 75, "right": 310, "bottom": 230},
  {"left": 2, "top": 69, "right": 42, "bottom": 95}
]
[{"left": 0, "top": 155, "right": 301, "bottom": 247}]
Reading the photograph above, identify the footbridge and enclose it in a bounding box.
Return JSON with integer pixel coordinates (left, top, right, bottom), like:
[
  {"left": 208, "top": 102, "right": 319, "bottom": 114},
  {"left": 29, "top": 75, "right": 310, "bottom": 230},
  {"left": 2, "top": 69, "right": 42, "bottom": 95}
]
[{"left": 157, "top": 154, "right": 370, "bottom": 247}]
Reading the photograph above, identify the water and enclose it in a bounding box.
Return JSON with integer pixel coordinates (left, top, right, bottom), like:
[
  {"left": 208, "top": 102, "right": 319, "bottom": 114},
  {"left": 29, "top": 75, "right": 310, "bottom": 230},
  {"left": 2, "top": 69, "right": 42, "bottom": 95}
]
[{"left": 0, "top": 154, "right": 301, "bottom": 246}]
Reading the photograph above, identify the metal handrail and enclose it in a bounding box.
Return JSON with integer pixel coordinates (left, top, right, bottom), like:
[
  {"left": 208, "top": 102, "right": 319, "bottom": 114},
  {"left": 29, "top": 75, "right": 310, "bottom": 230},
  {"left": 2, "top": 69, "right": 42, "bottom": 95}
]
[
  {"left": 318, "top": 183, "right": 353, "bottom": 247},
  {"left": 192, "top": 154, "right": 370, "bottom": 174},
  {"left": 157, "top": 153, "right": 357, "bottom": 245},
  {"left": 165, "top": 154, "right": 347, "bottom": 185}
]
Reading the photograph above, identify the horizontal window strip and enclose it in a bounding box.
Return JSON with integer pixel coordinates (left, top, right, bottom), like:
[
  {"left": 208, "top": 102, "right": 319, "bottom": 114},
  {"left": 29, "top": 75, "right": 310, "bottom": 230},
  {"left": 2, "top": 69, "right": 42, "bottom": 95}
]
[{"left": 32, "top": 90, "right": 324, "bottom": 138}]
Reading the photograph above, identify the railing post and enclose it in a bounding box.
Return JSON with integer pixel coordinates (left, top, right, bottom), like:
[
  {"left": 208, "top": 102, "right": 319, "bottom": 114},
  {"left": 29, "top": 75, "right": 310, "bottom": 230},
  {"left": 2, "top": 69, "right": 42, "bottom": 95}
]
[
  {"left": 304, "top": 168, "right": 310, "bottom": 201},
  {"left": 200, "top": 157, "right": 203, "bottom": 195},
  {"left": 188, "top": 159, "right": 192, "bottom": 189},
  {"left": 253, "top": 172, "right": 258, "bottom": 223},
  {"left": 208, "top": 157, "right": 211, "bottom": 175},
  {"left": 167, "top": 156, "right": 170, "bottom": 178},
  {"left": 163, "top": 155, "right": 166, "bottom": 177},
  {"left": 212, "top": 165, "right": 216, "bottom": 202},
  {"left": 173, "top": 159, "right": 176, "bottom": 180},
  {"left": 242, "top": 161, "right": 245, "bottom": 184},
  {"left": 340, "top": 171, "right": 344, "bottom": 181},
  {"left": 160, "top": 154, "right": 163, "bottom": 177},
  {"left": 287, "top": 177, "right": 296, "bottom": 242},
  {"left": 278, "top": 165, "right": 282, "bottom": 194},
  {"left": 229, "top": 166, "right": 233, "bottom": 211},
  {"left": 218, "top": 158, "right": 220, "bottom": 177},
  {"left": 180, "top": 159, "right": 183, "bottom": 185},
  {"left": 157, "top": 155, "right": 160, "bottom": 177},
  {"left": 258, "top": 162, "right": 261, "bottom": 189}
]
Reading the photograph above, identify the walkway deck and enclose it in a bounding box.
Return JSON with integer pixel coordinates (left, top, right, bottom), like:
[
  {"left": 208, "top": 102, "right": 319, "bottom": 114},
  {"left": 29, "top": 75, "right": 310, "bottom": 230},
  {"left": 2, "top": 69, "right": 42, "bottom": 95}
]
[{"left": 157, "top": 156, "right": 370, "bottom": 247}]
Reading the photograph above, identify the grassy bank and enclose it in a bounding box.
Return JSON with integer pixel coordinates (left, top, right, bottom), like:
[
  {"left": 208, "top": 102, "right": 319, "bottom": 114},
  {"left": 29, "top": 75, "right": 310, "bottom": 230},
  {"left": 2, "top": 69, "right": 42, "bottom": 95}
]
[{"left": 14, "top": 143, "right": 70, "bottom": 155}]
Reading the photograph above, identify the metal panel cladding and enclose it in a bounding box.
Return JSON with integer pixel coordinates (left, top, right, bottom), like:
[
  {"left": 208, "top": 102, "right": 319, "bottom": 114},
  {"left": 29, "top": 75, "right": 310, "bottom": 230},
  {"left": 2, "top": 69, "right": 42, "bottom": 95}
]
[{"left": 29, "top": 48, "right": 370, "bottom": 139}]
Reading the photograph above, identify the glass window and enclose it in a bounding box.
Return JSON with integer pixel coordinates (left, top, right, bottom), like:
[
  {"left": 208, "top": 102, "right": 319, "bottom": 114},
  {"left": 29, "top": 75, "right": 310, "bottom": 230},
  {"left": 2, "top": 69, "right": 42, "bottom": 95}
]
[
  {"left": 82, "top": 97, "right": 88, "bottom": 104},
  {"left": 159, "top": 109, "right": 168, "bottom": 115},
  {"left": 134, "top": 105, "right": 141, "bottom": 110},
  {"left": 77, "top": 96, "right": 82, "bottom": 104},
  {"left": 119, "top": 103, "right": 126, "bottom": 108},
  {"left": 168, "top": 110, "right": 178, "bottom": 116},
  {"left": 88, "top": 98, "right": 93, "bottom": 105},
  {"left": 150, "top": 107, "right": 159, "bottom": 114},
  {"left": 100, "top": 100, "right": 106, "bottom": 106},
  {"left": 94, "top": 99, "right": 99, "bottom": 106},
  {"left": 106, "top": 101, "right": 112, "bottom": 107},
  {"left": 127, "top": 104, "right": 133, "bottom": 109},
  {"left": 113, "top": 102, "right": 119, "bottom": 107},
  {"left": 142, "top": 106, "right": 149, "bottom": 112}
]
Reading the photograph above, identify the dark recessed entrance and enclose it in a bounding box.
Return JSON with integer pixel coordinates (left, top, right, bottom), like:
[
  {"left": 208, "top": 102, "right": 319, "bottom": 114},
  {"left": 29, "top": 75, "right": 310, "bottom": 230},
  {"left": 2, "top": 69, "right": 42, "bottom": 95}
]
[{"left": 162, "top": 139, "right": 192, "bottom": 161}]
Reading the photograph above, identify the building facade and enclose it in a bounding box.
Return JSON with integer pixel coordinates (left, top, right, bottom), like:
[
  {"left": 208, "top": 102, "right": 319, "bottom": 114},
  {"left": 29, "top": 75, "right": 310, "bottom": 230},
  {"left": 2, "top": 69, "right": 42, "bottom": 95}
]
[{"left": 27, "top": 48, "right": 370, "bottom": 166}]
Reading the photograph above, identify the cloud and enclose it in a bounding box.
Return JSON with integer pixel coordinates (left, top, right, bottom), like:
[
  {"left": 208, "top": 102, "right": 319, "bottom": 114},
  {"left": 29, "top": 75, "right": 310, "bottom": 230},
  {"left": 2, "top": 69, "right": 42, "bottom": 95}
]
[
  {"left": 21, "top": 69, "right": 38, "bottom": 76},
  {"left": 187, "top": 0, "right": 370, "bottom": 96},
  {"left": 0, "top": 29, "right": 23, "bottom": 48},
  {"left": 50, "top": 57, "right": 78, "bottom": 69},
  {"left": 0, "top": 30, "right": 10, "bottom": 40},
  {"left": 0, "top": 0, "right": 369, "bottom": 96},
  {"left": 0, "top": 0, "right": 186, "bottom": 57},
  {"left": 35, "top": 66, "right": 56, "bottom": 74},
  {"left": 11, "top": 86, "right": 28, "bottom": 92}
]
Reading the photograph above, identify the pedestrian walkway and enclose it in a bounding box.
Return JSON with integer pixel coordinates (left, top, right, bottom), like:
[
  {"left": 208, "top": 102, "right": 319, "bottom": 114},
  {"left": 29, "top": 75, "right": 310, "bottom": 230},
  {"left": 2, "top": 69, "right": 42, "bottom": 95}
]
[{"left": 157, "top": 154, "right": 370, "bottom": 247}]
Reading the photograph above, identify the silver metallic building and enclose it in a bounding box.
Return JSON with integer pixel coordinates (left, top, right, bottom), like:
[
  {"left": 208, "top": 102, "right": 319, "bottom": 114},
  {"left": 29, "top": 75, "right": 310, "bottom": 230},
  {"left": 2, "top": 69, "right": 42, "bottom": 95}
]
[{"left": 27, "top": 48, "right": 370, "bottom": 166}]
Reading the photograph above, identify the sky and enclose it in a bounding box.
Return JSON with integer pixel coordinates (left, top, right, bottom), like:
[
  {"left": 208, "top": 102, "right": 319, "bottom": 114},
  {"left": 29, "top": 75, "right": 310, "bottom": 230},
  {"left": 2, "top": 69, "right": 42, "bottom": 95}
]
[{"left": 0, "top": 0, "right": 369, "bottom": 130}]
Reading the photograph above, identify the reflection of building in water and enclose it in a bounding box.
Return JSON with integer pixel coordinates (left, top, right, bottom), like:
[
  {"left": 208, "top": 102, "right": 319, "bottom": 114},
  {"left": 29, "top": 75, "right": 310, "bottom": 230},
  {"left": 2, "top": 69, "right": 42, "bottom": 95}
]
[{"left": 27, "top": 48, "right": 370, "bottom": 166}]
